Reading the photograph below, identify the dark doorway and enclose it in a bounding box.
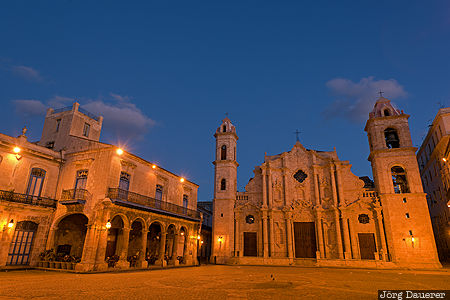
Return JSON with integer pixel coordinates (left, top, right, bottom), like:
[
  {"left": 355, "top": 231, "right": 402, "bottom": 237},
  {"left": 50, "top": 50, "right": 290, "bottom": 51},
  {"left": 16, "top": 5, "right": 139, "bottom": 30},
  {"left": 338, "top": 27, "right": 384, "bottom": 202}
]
[
  {"left": 358, "top": 233, "right": 376, "bottom": 260},
  {"left": 293, "top": 222, "right": 317, "bottom": 258},
  {"left": 243, "top": 232, "right": 257, "bottom": 256}
]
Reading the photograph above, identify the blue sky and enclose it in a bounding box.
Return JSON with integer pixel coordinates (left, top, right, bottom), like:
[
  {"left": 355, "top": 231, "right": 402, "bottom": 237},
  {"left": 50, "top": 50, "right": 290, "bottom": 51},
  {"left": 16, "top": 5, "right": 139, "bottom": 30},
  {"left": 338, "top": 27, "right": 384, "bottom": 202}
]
[{"left": 1, "top": 1, "right": 449, "bottom": 200}]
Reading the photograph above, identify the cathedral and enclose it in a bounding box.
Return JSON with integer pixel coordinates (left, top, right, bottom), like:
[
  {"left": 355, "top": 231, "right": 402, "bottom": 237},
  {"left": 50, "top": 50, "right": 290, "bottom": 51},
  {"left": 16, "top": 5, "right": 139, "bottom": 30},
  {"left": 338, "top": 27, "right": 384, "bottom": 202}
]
[{"left": 212, "top": 96, "right": 442, "bottom": 269}]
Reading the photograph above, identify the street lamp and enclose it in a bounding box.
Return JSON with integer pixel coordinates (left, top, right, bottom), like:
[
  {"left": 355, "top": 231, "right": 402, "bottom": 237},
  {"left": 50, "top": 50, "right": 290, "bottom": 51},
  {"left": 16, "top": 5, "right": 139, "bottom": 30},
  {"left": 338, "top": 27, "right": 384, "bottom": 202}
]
[
  {"left": 106, "top": 219, "right": 112, "bottom": 229},
  {"left": 7, "top": 219, "right": 14, "bottom": 228}
]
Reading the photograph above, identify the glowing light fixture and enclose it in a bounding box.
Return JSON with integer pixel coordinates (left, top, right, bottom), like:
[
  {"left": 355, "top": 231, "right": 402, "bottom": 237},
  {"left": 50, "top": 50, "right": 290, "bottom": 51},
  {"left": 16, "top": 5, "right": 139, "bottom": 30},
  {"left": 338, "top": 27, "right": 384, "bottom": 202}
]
[
  {"left": 180, "top": 178, "right": 185, "bottom": 183},
  {"left": 13, "top": 147, "right": 21, "bottom": 154},
  {"left": 218, "top": 236, "right": 223, "bottom": 243},
  {"left": 152, "top": 165, "right": 156, "bottom": 169},
  {"left": 443, "top": 158, "right": 447, "bottom": 162},
  {"left": 106, "top": 219, "right": 112, "bottom": 229},
  {"left": 7, "top": 219, "right": 14, "bottom": 228},
  {"left": 180, "top": 232, "right": 184, "bottom": 236},
  {"left": 197, "top": 235, "right": 201, "bottom": 240},
  {"left": 411, "top": 237, "right": 415, "bottom": 243},
  {"left": 200, "top": 240, "right": 204, "bottom": 244},
  {"left": 116, "top": 148, "right": 124, "bottom": 155}
]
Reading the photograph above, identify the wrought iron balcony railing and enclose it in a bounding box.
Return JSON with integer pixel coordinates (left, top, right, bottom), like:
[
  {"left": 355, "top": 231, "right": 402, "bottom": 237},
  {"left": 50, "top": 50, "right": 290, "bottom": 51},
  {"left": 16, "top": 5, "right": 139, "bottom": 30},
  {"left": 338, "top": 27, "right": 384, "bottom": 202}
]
[
  {"left": 107, "top": 188, "right": 201, "bottom": 220},
  {"left": 61, "top": 189, "right": 92, "bottom": 204},
  {"left": 0, "top": 190, "right": 57, "bottom": 208}
]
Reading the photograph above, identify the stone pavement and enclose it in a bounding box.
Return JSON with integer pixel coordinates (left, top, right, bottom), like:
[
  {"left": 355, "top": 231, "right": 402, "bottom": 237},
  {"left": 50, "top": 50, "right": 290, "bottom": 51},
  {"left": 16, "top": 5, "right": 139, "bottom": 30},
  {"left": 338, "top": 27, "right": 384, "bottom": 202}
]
[{"left": 0, "top": 265, "right": 449, "bottom": 299}]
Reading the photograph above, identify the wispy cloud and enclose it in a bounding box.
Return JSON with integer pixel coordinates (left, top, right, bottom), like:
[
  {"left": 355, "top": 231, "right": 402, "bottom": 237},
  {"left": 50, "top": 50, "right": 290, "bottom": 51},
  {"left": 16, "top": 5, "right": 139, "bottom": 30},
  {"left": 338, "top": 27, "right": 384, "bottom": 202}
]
[
  {"left": 323, "top": 76, "right": 407, "bottom": 122},
  {"left": 13, "top": 99, "right": 47, "bottom": 116},
  {"left": 11, "top": 65, "right": 43, "bottom": 82},
  {"left": 12, "top": 93, "right": 155, "bottom": 140}
]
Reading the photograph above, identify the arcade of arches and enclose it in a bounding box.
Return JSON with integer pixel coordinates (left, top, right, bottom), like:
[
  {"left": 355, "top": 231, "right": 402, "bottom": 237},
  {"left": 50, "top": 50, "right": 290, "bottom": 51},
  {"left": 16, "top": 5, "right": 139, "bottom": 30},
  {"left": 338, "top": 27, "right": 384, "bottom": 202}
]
[{"left": 40, "top": 210, "right": 200, "bottom": 271}]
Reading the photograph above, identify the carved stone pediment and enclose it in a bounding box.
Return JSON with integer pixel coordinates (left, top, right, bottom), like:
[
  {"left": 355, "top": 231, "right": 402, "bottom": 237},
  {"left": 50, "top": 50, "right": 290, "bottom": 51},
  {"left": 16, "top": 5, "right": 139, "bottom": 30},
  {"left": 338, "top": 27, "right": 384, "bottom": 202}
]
[
  {"left": 120, "top": 159, "right": 137, "bottom": 169},
  {"left": 73, "top": 158, "right": 94, "bottom": 166}
]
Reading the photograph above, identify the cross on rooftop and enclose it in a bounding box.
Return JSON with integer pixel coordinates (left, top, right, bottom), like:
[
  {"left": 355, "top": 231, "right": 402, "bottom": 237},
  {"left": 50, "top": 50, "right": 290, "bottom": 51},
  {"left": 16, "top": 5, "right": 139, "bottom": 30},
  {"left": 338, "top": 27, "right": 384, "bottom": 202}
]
[
  {"left": 378, "top": 90, "right": 384, "bottom": 97},
  {"left": 294, "top": 129, "right": 301, "bottom": 142}
]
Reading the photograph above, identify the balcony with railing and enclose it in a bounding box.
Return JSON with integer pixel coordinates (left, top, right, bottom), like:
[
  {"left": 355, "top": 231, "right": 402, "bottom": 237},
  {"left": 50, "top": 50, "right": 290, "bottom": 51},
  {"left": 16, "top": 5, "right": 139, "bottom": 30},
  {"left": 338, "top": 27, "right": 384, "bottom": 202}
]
[
  {"left": 0, "top": 190, "right": 57, "bottom": 208},
  {"left": 60, "top": 189, "right": 92, "bottom": 205},
  {"left": 107, "top": 188, "right": 201, "bottom": 221}
]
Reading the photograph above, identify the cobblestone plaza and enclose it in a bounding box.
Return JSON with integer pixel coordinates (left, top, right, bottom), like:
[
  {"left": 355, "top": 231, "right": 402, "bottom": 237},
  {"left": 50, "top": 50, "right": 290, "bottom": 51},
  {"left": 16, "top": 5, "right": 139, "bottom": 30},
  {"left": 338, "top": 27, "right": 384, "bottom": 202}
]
[{"left": 0, "top": 265, "right": 449, "bottom": 299}]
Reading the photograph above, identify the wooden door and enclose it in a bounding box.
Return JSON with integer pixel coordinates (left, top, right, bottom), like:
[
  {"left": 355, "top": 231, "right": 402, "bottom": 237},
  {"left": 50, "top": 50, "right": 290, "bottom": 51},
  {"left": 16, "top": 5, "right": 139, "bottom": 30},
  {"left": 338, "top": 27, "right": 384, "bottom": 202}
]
[
  {"left": 243, "top": 232, "right": 257, "bottom": 257},
  {"left": 7, "top": 221, "right": 38, "bottom": 265},
  {"left": 358, "top": 233, "right": 376, "bottom": 260},
  {"left": 293, "top": 222, "right": 317, "bottom": 258}
]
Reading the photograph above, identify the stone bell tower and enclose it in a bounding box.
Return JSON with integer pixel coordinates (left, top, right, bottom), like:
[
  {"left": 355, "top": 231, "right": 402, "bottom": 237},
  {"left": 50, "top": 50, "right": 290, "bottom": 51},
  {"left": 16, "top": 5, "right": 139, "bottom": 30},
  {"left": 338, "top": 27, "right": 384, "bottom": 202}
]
[
  {"left": 212, "top": 117, "right": 238, "bottom": 264},
  {"left": 365, "top": 96, "right": 441, "bottom": 268}
]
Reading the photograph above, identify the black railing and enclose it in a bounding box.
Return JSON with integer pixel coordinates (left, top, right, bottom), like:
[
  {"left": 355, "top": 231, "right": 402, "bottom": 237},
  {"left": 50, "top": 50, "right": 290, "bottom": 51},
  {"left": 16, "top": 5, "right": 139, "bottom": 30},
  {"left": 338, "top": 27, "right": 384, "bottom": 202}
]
[
  {"left": 78, "top": 107, "right": 100, "bottom": 121},
  {"left": 107, "top": 188, "right": 201, "bottom": 220},
  {"left": 0, "top": 190, "right": 57, "bottom": 208},
  {"left": 52, "top": 106, "right": 72, "bottom": 114},
  {"left": 61, "top": 189, "right": 92, "bottom": 203}
]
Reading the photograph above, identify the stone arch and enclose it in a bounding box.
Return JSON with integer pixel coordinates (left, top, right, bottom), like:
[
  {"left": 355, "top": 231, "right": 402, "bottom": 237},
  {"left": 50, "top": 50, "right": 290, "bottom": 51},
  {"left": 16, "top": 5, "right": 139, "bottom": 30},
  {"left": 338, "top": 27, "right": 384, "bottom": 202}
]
[
  {"left": 105, "top": 215, "right": 126, "bottom": 260},
  {"left": 109, "top": 213, "right": 130, "bottom": 229},
  {"left": 390, "top": 165, "right": 410, "bottom": 194},
  {"left": 384, "top": 126, "right": 401, "bottom": 149},
  {"left": 131, "top": 217, "right": 147, "bottom": 230},
  {"left": 147, "top": 221, "right": 163, "bottom": 265},
  {"left": 54, "top": 213, "right": 89, "bottom": 259},
  {"left": 166, "top": 224, "right": 177, "bottom": 261},
  {"left": 178, "top": 226, "right": 188, "bottom": 263}
]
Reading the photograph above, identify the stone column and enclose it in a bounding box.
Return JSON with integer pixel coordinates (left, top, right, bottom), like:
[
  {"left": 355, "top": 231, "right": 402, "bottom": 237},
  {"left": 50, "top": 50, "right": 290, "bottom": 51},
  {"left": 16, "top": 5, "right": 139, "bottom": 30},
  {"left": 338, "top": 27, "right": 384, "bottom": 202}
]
[
  {"left": 347, "top": 213, "right": 359, "bottom": 259},
  {"left": 268, "top": 169, "right": 273, "bottom": 208},
  {"left": 334, "top": 210, "right": 344, "bottom": 259},
  {"left": 139, "top": 229, "right": 148, "bottom": 267},
  {"left": 158, "top": 231, "right": 167, "bottom": 267},
  {"left": 330, "top": 164, "right": 338, "bottom": 206},
  {"left": 269, "top": 212, "right": 275, "bottom": 257},
  {"left": 313, "top": 165, "right": 320, "bottom": 206},
  {"left": 80, "top": 224, "right": 96, "bottom": 264},
  {"left": 235, "top": 215, "right": 240, "bottom": 257},
  {"left": 171, "top": 233, "right": 179, "bottom": 266},
  {"left": 375, "top": 208, "right": 387, "bottom": 261},
  {"left": 262, "top": 167, "right": 267, "bottom": 207},
  {"left": 341, "top": 212, "right": 351, "bottom": 260},
  {"left": 45, "top": 226, "right": 58, "bottom": 251},
  {"left": 285, "top": 213, "right": 293, "bottom": 259},
  {"left": 262, "top": 209, "right": 269, "bottom": 258},
  {"left": 335, "top": 163, "right": 345, "bottom": 206},
  {"left": 117, "top": 227, "right": 130, "bottom": 268},
  {"left": 282, "top": 171, "right": 288, "bottom": 207},
  {"left": 315, "top": 208, "right": 325, "bottom": 259}
]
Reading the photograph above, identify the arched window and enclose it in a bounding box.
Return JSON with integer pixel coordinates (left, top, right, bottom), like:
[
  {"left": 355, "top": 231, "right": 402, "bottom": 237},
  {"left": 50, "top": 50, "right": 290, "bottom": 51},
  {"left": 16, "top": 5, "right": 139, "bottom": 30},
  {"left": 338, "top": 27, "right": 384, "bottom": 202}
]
[
  {"left": 27, "top": 168, "right": 46, "bottom": 198},
  {"left": 221, "top": 179, "right": 226, "bottom": 191},
  {"left": 223, "top": 125, "right": 226, "bottom": 133},
  {"left": 384, "top": 109, "right": 390, "bottom": 117},
  {"left": 391, "top": 166, "right": 409, "bottom": 193},
  {"left": 384, "top": 128, "right": 400, "bottom": 149},
  {"left": 221, "top": 145, "right": 227, "bottom": 160}
]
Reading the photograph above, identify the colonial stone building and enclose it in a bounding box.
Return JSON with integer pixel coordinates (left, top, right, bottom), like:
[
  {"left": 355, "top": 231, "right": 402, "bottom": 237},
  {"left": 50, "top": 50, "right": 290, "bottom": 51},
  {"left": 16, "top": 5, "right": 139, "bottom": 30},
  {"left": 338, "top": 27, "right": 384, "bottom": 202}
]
[
  {"left": 417, "top": 107, "right": 450, "bottom": 262},
  {"left": 212, "top": 97, "right": 441, "bottom": 269},
  {"left": 0, "top": 102, "right": 201, "bottom": 271}
]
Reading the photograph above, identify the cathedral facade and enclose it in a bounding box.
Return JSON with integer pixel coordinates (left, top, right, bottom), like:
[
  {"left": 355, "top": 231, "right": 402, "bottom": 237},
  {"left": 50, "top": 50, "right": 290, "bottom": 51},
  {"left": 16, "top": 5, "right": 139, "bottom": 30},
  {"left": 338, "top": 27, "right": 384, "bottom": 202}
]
[{"left": 212, "top": 97, "right": 441, "bottom": 269}]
